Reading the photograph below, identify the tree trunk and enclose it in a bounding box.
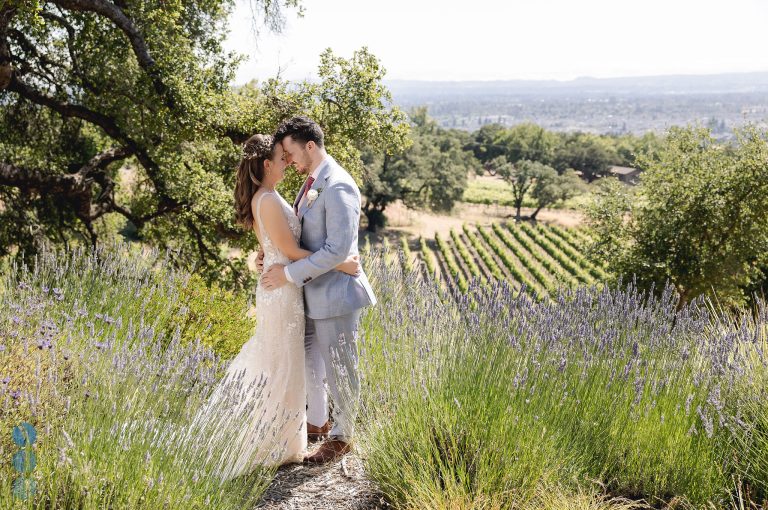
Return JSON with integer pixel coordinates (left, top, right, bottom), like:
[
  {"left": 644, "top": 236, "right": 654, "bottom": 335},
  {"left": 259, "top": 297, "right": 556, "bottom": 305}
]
[
  {"left": 0, "top": 7, "right": 14, "bottom": 90},
  {"left": 676, "top": 284, "right": 691, "bottom": 310},
  {"left": 364, "top": 205, "right": 387, "bottom": 233}
]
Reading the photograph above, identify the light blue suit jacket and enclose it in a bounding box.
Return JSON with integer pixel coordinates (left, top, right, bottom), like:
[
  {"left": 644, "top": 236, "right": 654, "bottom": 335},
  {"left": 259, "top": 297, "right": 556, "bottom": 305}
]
[{"left": 286, "top": 155, "right": 377, "bottom": 320}]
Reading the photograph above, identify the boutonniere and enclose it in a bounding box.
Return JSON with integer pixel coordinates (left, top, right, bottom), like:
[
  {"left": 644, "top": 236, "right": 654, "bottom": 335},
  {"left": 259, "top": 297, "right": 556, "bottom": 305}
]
[{"left": 307, "top": 188, "right": 323, "bottom": 206}]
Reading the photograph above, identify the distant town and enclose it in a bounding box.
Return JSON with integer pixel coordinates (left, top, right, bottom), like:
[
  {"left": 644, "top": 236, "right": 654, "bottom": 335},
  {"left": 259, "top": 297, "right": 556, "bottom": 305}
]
[{"left": 386, "top": 72, "right": 768, "bottom": 138}]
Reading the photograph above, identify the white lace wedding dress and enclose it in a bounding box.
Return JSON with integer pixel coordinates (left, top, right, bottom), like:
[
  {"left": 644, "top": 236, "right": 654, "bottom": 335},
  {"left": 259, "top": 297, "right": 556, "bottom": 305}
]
[{"left": 189, "top": 190, "right": 306, "bottom": 480}]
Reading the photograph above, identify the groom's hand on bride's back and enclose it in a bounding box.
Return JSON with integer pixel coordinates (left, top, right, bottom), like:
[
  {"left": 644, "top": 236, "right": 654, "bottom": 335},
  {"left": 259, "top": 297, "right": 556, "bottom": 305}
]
[
  {"left": 255, "top": 249, "right": 265, "bottom": 274},
  {"left": 261, "top": 264, "right": 288, "bottom": 291}
]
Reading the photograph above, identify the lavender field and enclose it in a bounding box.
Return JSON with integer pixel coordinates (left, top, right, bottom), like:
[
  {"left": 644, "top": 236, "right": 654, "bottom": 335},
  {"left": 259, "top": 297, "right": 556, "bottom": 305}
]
[{"left": 1, "top": 242, "right": 767, "bottom": 509}]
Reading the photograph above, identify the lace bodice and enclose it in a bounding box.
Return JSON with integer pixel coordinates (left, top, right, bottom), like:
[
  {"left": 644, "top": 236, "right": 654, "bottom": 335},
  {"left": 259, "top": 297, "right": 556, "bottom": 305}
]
[{"left": 255, "top": 191, "right": 302, "bottom": 269}]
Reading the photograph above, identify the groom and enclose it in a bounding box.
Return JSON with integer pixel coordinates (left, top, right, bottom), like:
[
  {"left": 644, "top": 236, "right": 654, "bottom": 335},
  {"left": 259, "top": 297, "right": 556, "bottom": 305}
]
[{"left": 260, "top": 116, "right": 377, "bottom": 464}]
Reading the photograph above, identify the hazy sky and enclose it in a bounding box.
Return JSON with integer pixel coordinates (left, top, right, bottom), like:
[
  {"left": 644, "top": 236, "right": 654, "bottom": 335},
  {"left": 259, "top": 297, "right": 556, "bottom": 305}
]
[{"left": 223, "top": 0, "right": 768, "bottom": 83}]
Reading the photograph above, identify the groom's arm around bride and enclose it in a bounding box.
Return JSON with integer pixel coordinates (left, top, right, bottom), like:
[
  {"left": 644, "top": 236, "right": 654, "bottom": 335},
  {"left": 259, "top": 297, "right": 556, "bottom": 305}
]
[
  {"left": 261, "top": 127, "right": 376, "bottom": 319},
  {"left": 282, "top": 172, "right": 360, "bottom": 284}
]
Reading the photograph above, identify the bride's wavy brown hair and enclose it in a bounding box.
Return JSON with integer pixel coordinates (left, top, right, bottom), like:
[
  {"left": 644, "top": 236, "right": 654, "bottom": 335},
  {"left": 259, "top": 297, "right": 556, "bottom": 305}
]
[{"left": 234, "top": 134, "right": 275, "bottom": 231}]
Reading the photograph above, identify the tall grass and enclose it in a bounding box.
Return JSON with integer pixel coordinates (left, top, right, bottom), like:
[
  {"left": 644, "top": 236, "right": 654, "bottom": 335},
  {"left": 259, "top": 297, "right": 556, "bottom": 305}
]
[
  {"left": 3, "top": 242, "right": 768, "bottom": 509},
  {"left": 0, "top": 242, "right": 274, "bottom": 509},
  {"left": 358, "top": 253, "right": 765, "bottom": 509}
]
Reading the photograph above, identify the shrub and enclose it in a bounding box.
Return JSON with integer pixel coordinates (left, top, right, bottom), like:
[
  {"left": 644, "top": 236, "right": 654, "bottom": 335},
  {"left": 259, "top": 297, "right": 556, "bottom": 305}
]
[
  {"left": 164, "top": 273, "right": 254, "bottom": 360},
  {"left": 0, "top": 242, "right": 273, "bottom": 508},
  {"left": 358, "top": 254, "right": 751, "bottom": 509}
]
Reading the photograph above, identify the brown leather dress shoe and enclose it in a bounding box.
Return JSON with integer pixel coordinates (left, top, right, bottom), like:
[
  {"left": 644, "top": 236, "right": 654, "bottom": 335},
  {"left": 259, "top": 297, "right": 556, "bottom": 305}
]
[
  {"left": 307, "top": 421, "right": 331, "bottom": 442},
  {"left": 303, "top": 439, "right": 352, "bottom": 464}
]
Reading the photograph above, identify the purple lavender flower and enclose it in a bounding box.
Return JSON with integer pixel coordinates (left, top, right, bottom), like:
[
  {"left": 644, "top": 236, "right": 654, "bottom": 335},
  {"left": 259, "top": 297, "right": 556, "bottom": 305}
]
[
  {"left": 685, "top": 394, "right": 694, "bottom": 415},
  {"left": 697, "top": 405, "right": 714, "bottom": 439},
  {"left": 633, "top": 377, "right": 645, "bottom": 405},
  {"left": 707, "top": 386, "right": 723, "bottom": 412}
]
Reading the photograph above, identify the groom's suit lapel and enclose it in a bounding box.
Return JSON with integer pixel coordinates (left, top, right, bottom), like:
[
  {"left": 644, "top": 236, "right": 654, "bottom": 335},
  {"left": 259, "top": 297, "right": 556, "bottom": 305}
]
[
  {"left": 293, "top": 179, "right": 308, "bottom": 214},
  {"left": 298, "top": 159, "right": 333, "bottom": 221}
]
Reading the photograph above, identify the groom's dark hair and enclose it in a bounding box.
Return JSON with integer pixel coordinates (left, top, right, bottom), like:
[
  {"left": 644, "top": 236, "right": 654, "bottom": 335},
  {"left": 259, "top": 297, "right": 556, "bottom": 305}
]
[{"left": 273, "top": 116, "right": 325, "bottom": 148}]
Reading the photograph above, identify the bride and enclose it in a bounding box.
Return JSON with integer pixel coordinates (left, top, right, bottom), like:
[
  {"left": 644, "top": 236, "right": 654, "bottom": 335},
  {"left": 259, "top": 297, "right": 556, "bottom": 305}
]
[{"left": 188, "top": 134, "right": 360, "bottom": 480}]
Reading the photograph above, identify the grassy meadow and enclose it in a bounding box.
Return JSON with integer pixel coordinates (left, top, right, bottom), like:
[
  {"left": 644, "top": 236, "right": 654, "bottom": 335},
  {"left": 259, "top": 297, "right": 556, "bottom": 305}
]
[
  {"left": 1, "top": 241, "right": 768, "bottom": 509},
  {"left": 462, "top": 175, "right": 594, "bottom": 211}
]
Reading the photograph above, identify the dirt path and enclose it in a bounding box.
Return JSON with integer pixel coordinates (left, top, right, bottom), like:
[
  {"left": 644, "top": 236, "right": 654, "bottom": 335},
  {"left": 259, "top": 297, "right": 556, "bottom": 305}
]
[{"left": 256, "top": 452, "right": 389, "bottom": 510}]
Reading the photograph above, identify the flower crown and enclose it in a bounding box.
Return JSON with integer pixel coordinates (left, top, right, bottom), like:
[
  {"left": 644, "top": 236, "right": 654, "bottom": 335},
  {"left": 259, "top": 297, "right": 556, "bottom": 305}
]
[{"left": 242, "top": 135, "right": 274, "bottom": 161}]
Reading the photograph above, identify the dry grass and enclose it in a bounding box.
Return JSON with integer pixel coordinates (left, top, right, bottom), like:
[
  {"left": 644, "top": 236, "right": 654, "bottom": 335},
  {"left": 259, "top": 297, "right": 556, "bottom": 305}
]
[{"left": 380, "top": 201, "right": 585, "bottom": 241}]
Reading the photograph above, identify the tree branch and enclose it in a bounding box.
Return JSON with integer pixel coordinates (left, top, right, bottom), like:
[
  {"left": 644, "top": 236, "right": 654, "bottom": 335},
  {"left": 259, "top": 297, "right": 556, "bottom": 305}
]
[
  {"left": 0, "top": 160, "right": 82, "bottom": 193},
  {"left": 77, "top": 145, "right": 133, "bottom": 180},
  {"left": 186, "top": 219, "right": 216, "bottom": 265},
  {"left": 38, "top": 10, "right": 100, "bottom": 93},
  {"left": 49, "top": 0, "right": 175, "bottom": 107},
  {"left": 0, "top": 7, "right": 15, "bottom": 89},
  {"left": 6, "top": 73, "right": 174, "bottom": 199},
  {"left": 0, "top": 147, "right": 168, "bottom": 229},
  {"left": 1, "top": 146, "right": 129, "bottom": 203},
  {"left": 9, "top": 73, "right": 125, "bottom": 138},
  {"left": 8, "top": 29, "right": 66, "bottom": 85}
]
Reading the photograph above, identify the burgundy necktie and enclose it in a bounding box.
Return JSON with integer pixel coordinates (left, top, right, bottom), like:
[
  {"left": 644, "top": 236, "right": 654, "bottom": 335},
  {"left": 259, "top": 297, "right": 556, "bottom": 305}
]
[
  {"left": 295, "top": 176, "right": 315, "bottom": 215},
  {"left": 303, "top": 176, "right": 315, "bottom": 198}
]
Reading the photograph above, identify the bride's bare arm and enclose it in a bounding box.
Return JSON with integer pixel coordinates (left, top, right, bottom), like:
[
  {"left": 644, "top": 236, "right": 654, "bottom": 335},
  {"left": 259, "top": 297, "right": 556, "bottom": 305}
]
[{"left": 257, "top": 195, "right": 360, "bottom": 275}]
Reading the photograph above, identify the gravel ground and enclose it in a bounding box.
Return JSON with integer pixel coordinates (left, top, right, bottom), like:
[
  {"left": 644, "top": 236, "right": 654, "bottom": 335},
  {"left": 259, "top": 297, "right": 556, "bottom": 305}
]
[{"left": 256, "top": 449, "right": 391, "bottom": 510}]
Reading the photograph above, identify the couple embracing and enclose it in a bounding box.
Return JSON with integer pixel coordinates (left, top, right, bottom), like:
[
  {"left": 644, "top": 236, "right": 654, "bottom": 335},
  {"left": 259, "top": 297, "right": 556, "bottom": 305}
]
[{"left": 194, "top": 117, "right": 376, "bottom": 479}]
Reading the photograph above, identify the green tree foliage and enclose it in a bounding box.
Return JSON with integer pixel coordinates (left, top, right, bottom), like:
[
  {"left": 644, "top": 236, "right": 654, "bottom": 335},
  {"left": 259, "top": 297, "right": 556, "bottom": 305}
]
[
  {"left": 613, "top": 131, "right": 663, "bottom": 168},
  {"left": 495, "top": 122, "right": 559, "bottom": 166},
  {"left": 466, "top": 123, "right": 505, "bottom": 171},
  {"left": 529, "top": 167, "right": 586, "bottom": 220},
  {"left": 0, "top": 0, "right": 408, "bottom": 288},
  {"left": 467, "top": 122, "right": 560, "bottom": 175},
  {"left": 361, "top": 107, "right": 473, "bottom": 231},
  {"left": 491, "top": 158, "right": 568, "bottom": 221},
  {"left": 468, "top": 122, "right": 660, "bottom": 183},
  {"left": 587, "top": 125, "right": 768, "bottom": 307},
  {"left": 553, "top": 132, "right": 619, "bottom": 182}
]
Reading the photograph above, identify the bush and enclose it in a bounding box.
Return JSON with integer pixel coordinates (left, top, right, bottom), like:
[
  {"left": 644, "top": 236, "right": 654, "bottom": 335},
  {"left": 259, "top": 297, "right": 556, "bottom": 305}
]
[
  {"left": 0, "top": 242, "right": 273, "bottom": 508},
  {"left": 357, "top": 254, "right": 756, "bottom": 509},
  {"left": 164, "top": 273, "right": 254, "bottom": 360}
]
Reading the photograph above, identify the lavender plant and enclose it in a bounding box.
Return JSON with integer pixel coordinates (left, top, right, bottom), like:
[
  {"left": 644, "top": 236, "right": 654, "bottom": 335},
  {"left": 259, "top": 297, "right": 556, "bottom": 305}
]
[
  {"left": 357, "top": 252, "right": 761, "bottom": 509},
  {"left": 2, "top": 239, "right": 765, "bottom": 510},
  {"left": 0, "top": 242, "right": 276, "bottom": 509}
]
